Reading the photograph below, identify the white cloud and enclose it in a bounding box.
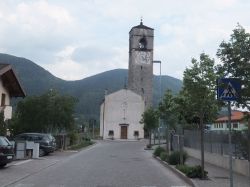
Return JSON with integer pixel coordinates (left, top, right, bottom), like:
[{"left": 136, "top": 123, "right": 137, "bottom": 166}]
[
  {"left": 1, "top": 0, "right": 250, "bottom": 81},
  {"left": 43, "top": 45, "right": 128, "bottom": 80}
]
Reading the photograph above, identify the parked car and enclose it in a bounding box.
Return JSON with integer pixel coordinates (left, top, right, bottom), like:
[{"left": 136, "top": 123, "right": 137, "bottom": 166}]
[
  {"left": 0, "top": 136, "right": 14, "bottom": 167},
  {"left": 14, "top": 133, "right": 56, "bottom": 157}
]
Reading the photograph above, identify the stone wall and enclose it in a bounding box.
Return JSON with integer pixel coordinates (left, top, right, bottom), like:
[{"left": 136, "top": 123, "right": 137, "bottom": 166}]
[{"left": 185, "top": 147, "right": 250, "bottom": 177}]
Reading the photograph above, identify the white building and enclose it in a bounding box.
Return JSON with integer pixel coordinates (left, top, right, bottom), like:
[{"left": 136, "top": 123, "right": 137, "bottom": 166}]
[
  {"left": 0, "top": 64, "right": 25, "bottom": 120},
  {"left": 100, "top": 89, "right": 145, "bottom": 140},
  {"left": 210, "top": 111, "right": 249, "bottom": 131}
]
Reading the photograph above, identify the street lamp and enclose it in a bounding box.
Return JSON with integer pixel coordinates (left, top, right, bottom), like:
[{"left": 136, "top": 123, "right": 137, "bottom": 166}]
[
  {"left": 153, "top": 61, "right": 162, "bottom": 101},
  {"left": 153, "top": 60, "right": 162, "bottom": 145},
  {"left": 102, "top": 89, "right": 108, "bottom": 140}
]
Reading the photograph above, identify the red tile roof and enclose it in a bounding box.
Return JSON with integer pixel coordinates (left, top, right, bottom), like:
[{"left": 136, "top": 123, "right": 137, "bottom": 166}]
[{"left": 216, "top": 111, "right": 250, "bottom": 122}]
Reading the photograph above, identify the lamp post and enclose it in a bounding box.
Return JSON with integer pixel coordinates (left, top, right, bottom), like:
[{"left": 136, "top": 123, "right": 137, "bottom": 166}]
[
  {"left": 102, "top": 89, "right": 108, "bottom": 140},
  {"left": 153, "top": 60, "right": 162, "bottom": 145}
]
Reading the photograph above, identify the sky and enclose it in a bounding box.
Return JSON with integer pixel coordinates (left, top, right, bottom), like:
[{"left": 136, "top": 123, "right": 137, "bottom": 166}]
[{"left": 0, "top": 0, "right": 250, "bottom": 81}]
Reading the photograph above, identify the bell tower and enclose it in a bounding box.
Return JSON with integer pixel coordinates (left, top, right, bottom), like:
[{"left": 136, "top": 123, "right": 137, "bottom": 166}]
[{"left": 128, "top": 20, "right": 154, "bottom": 108}]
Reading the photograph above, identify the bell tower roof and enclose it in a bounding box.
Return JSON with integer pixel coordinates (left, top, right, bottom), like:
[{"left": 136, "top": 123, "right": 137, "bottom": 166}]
[{"left": 130, "top": 20, "right": 153, "bottom": 32}]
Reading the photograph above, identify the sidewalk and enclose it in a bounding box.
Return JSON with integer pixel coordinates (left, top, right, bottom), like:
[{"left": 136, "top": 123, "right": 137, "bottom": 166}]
[{"left": 186, "top": 156, "right": 250, "bottom": 187}]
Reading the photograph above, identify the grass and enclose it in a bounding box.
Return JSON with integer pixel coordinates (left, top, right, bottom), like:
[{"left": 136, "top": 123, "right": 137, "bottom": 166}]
[{"left": 69, "top": 141, "right": 93, "bottom": 150}]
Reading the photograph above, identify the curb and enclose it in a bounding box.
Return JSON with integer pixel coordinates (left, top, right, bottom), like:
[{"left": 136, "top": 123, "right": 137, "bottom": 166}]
[{"left": 153, "top": 156, "right": 199, "bottom": 187}]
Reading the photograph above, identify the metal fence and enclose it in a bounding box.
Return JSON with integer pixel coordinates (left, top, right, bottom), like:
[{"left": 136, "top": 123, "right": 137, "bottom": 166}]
[{"left": 183, "top": 130, "right": 249, "bottom": 160}]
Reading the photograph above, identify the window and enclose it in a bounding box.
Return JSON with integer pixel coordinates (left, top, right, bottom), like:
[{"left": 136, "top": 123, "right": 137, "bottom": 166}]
[
  {"left": 108, "top": 130, "right": 114, "bottom": 136},
  {"left": 141, "top": 88, "right": 144, "bottom": 94},
  {"left": 233, "top": 123, "right": 238, "bottom": 129},
  {"left": 1, "top": 93, "right": 6, "bottom": 106},
  {"left": 139, "top": 37, "right": 147, "bottom": 50},
  {"left": 134, "top": 131, "right": 139, "bottom": 136}
]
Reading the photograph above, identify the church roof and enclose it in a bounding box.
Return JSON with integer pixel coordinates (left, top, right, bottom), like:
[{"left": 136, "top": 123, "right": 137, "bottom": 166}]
[
  {"left": 109, "top": 89, "right": 142, "bottom": 98},
  {"left": 130, "top": 20, "right": 153, "bottom": 32},
  {"left": 101, "top": 89, "right": 144, "bottom": 105}
]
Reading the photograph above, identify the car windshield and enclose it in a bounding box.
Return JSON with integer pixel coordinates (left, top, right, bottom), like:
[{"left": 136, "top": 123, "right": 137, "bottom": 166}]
[{"left": 0, "top": 137, "right": 11, "bottom": 146}]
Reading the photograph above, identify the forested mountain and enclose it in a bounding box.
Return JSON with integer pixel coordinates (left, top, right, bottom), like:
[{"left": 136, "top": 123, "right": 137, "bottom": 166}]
[{"left": 0, "top": 53, "right": 182, "bottom": 120}]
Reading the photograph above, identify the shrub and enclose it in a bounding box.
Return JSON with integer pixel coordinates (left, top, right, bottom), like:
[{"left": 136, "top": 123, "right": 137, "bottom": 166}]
[
  {"left": 146, "top": 144, "right": 152, "bottom": 149},
  {"left": 69, "top": 132, "right": 79, "bottom": 145},
  {"left": 168, "top": 151, "right": 188, "bottom": 165},
  {"left": 176, "top": 165, "right": 208, "bottom": 178},
  {"left": 160, "top": 152, "right": 168, "bottom": 161},
  {"left": 186, "top": 165, "right": 208, "bottom": 178},
  {"left": 176, "top": 164, "right": 191, "bottom": 174},
  {"left": 83, "top": 137, "right": 91, "bottom": 141},
  {"left": 153, "top": 146, "right": 165, "bottom": 157}
]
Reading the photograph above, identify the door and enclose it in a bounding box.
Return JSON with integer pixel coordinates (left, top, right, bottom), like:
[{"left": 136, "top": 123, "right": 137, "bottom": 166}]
[{"left": 120, "top": 126, "right": 128, "bottom": 139}]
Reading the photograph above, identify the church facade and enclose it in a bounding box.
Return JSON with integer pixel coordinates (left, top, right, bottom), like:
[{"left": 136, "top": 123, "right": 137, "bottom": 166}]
[
  {"left": 100, "top": 89, "right": 145, "bottom": 139},
  {"left": 100, "top": 21, "right": 154, "bottom": 140}
]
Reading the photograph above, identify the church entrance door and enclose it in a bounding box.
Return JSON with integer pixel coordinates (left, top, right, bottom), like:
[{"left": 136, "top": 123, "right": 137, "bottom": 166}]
[{"left": 120, "top": 125, "right": 128, "bottom": 139}]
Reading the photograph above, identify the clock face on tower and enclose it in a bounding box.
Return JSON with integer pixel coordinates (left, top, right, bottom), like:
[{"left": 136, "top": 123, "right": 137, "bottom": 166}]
[{"left": 134, "top": 51, "right": 151, "bottom": 64}]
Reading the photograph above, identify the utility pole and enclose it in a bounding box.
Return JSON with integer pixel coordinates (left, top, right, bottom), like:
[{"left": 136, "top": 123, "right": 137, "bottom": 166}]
[
  {"left": 217, "top": 78, "right": 241, "bottom": 187},
  {"left": 102, "top": 89, "right": 108, "bottom": 139},
  {"left": 228, "top": 101, "right": 233, "bottom": 187}
]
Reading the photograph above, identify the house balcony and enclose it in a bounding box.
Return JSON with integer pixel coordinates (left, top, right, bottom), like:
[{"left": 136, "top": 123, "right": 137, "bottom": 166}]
[{"left": 0, "top": 105, "right": 12, "bottom": 120}]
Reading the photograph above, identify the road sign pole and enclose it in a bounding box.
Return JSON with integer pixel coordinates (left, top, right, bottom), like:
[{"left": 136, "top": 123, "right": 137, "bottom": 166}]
[{"left": 228, "top": 101, "right": 233, "bottom": 187}]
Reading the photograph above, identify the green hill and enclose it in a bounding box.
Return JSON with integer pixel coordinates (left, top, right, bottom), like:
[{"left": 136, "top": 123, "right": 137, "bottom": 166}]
[{"left": 0, "top": 53, "right": 182, "bottom": 120}]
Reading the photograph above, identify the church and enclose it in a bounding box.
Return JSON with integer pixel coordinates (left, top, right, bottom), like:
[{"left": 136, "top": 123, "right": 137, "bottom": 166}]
[{"left": 100, "top": 21, "right": 154, "bottom": 140}]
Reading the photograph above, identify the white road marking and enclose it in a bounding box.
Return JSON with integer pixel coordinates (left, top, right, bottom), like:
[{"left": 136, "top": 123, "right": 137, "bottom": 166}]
[
  {"left": 63, "top": 150, "right": 78, "bottom": 153},
  {"left": 13, "top": 160, "right": 32, "bottom": 166}
]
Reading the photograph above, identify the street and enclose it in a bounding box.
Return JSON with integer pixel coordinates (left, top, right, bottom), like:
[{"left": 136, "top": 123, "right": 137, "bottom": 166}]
[{"left": 1, "top": 140, "right": 189, "bottom": 187}]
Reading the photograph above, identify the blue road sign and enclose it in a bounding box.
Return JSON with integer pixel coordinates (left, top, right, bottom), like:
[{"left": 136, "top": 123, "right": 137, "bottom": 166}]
[{"left": 217, "top": 78, "right": 241, "bottom": 101}]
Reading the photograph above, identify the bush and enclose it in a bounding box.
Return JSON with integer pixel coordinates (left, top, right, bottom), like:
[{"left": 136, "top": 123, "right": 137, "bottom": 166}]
[
  {"left": 83, "top": 137, "right": 91, "bottom": 141},
  {"left": 186, "top": 165, "right": 208, "bottom": 178},
  {"left": 153, "top": 146, "right": 165, "bottom": 157},
  {"left": 146, "top": 144, "right": 152, "bottom": 149},
  {"left": 168, "top": 151, "right": 188, "bottom": 165},
  {"left": 176, "top": 164, "right": 191, "bottom": 174},
  {"left": 176, "top": 165, "right": 208, "bottom": 178},
  {"left": 160, "top": 152, "right": 168, "bottom": 161},
  {"left": 69, "top": 132, "right": 79, "bottom": 145}
]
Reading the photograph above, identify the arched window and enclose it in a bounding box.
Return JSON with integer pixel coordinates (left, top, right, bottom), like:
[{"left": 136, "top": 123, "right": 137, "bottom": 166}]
[
  {"left": 141, "top": 88, "right": 144, "bottom": 94},
  {"left": 139, "top": 37, "right": 147, "bottom": 50}
]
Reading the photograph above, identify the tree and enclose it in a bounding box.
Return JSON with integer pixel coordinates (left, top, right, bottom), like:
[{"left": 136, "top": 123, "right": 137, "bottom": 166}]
[
  {"left": 217, "top": 25, "right": 250, "bottom": 172},
  {"left": 182, "top": 53, "right": 220, "bottom": 178},
  {"left": 140, "top": 107, "right": 158, "bottom": 147},
  {"left": 10, "top": 90, "right": 77, "bottom": 135},
  {"left": 158, "top": 90, "right": 178, "bottom": 152},
  {"left": 217, "top": 24, "right": 250, "bottom": 109}
]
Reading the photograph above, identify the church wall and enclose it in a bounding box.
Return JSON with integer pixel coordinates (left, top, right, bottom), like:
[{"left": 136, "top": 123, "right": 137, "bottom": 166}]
[{"left": 100, "top": 89, "right": 144, "bottom": 139}]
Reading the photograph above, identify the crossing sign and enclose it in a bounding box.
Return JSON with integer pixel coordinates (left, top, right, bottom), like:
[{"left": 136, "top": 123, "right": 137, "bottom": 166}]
[{"left": 217, "top": 78, "right": 241, "bottom": 101}]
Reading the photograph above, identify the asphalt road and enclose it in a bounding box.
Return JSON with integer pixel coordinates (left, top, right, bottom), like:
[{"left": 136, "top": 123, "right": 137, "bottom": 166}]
[{"left": 1, "top": 140, "right": 189, "bottom": 187}]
